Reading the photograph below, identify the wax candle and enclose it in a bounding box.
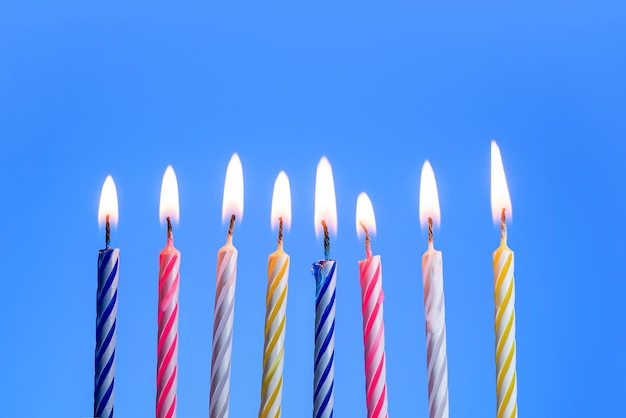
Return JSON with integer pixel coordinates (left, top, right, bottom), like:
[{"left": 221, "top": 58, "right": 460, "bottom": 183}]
[
  {"left": 210, "top": 153, "right": 244, "bottom": 418},
  {"left": 95, "top": 175, "right": 119, "bottom": 418},
  {"left": 312, "top": 157, "right": 338, "bottom": 418},
  {"left": 491, "top": 141, "right": 517, "bottom": 418},
  {"left": 419, "top": 161, "right": 449, "bottom": 418},
  {"left": 355, "top": 192, "right": 388, "bottom": 418},
  {"left": 157, "top": 165, "right": 181, "bottom": 418},
  {"left": 259, "top": 171, "right": 292, "bottom": 418}
]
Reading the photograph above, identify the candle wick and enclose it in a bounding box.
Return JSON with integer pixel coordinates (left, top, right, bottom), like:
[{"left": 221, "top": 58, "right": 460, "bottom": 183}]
[
  {"left": 166, "top": 216, "right": 173, "bottom": 241},
  {"left": 428, "top": 217, "right": 434, "bottom": 248},
  {"left": 278, "top": 216, "right": 283, "bottom": 247},
  {"left": 500, "top": 208, "right": 507, "bottom": 243},
  {"left": 322, "top": 220, "right": 330, "bottom": 261},
  {"left": 360, "top": 221, "right": 372, "bottom": 258},
  {"left": 105, "top": 214, "right": 111, "bottom": 249},
  {"left": 228, "top": 214, "right": 236, "bottom": 240}
]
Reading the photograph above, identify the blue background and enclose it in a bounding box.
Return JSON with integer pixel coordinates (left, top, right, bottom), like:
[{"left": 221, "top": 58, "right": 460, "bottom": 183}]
[{"left": 1, "top": 1, "right": 625, "bottom": 417}]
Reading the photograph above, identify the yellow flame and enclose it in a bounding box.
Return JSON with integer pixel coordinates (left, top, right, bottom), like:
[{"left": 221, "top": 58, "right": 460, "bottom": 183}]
[
  {"left": 314, "top": 156, "right": 337, "bottom": 238},
  {"left": 490, "top": 141, "right": 513, "bottom": 223},
  {"left": 222, "top": 153, "right": 244, "bottom": 223},
  {"left": 419, "top": 160, "right": 441, "bottom": 228},
  {"left": 271, "top": 171, "right": 292, "bottom": 230},
  {"left": 159, "top": 165, "right": 180, "bottom": 223},
  {"left": 98, "top": 175, "right": 118, "bottom": 227},
  {"left": 356, "top": 192, "right": 376, "bottom": 238}
]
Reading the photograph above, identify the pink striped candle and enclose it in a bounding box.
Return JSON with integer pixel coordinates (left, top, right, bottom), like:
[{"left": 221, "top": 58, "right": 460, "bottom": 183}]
[
  {"left": 157, "top": 165, "right": 181, "bottom": 418},
  {"left": 356, "top": 192, "right": 388, "bottom": 418}
]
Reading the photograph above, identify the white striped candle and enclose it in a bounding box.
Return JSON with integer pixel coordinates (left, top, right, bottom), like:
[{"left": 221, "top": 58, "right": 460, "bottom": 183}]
[
  {"left": 210, "top": 217, "right": 238, "bottom": 418},
  {"left": 419, "top": 161, "right": 449, "bottom": 418},
  {"left": 210, "top": 153, "right": 243, "bottom": 418}
]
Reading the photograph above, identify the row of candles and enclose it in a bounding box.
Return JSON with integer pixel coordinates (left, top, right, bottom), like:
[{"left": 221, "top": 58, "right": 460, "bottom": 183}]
[{"left": 94, "top": 141, "right": 517, "bottom": 418}]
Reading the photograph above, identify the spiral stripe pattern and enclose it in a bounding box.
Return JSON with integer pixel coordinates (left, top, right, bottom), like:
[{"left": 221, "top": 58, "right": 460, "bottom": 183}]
[
  {"left": 311, "top": 260, "right": 336, "bottom": 418},
  {"left": 494, "top": 247, "right": 517, "bottom": 418},
  {"left": 259, "top": 250, "right": 290, "bottom": 418},
  {"left": 358, "top": 255, "right": 388, "bottom": 418},
  {"left": 210, "top": 245, "right": 238, "bottom": 418},
  {"left": 95, "top": 248, "right": 119, "bottom": 418},
  {"left": 157, "top": 243, "right": 180, "bottom": 418},
  {"left": 422, "top": 250, "right": 449, "bottom": 418}
]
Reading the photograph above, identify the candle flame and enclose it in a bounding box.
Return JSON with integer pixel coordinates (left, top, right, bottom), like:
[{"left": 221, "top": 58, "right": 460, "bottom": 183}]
[
  {"left": 355, "top": 192, "right": 376, "bottom": 238},
  {"left": 159, "top": 165, "right": 180, "bottom": 224},
  {"left": 314, "top": 156, "right": 337, "bottom": 239},
  {"left": 271, "top": 171, "right": 292, "bottom": 230},
  {"left": 419, "top": 160, "right": 441, "bottom": 228},
  {"left": 98, "top": 175, "right": 118, "bottom": 227},
  {"left": 222, "top": 153, "right": 244, "bottom": 223},
  {"left": 490, "top": 140, "right": 512, "bottom": 223}
]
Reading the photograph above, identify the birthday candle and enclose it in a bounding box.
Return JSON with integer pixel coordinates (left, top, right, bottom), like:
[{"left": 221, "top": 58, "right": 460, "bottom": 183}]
[
  {"left": 419, "top": 161, "right": 449, "bottom": 418},
  {"left": 312, "top": 157, "right": 338, "bottom": 418},
  {"left": 259, "top": 171, "right": 292, "bottom": 418},
  {"left": 355, "top": 193, "right": 388, "bottom": 418},
  {"left": 491, "top": 141, "right": 517, "bottom": 418},
  {"left": 95, "top": 176, "right": 119, "bottom": 418},
  {"left": 157, "top": 166, "right": 181, "bottom": 418},
  {"left": 210, "top": 154, "right": 244, "bottom": 418}
]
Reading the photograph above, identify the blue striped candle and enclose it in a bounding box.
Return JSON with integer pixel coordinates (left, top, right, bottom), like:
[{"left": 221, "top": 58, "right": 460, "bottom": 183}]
[
  {"left": 311, "top": 221, "right": 336, "bottom": 418},
  {"left": 95, "top": 216, "right": 119, "bottom": 418}
]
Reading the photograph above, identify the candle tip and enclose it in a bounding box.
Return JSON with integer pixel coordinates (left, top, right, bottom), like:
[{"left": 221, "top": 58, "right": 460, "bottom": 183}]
[
  {"left": 278, "top": 216, "right": 284, "bottom": 246},
  {"left": 228, "top": 214, "right": 236, "bottom": 239},
  {"left": 105, "top": 214, "right": 111, "bottom": 248},
  {"left": 428, "top": 217, "right": 434, "bottom": 246},
  {"left": 166, "top": 216, "right": 173, "bottom": 240},
  {"left": 500, "top": 208, "right": 507, "bottom": 242},
  {"left": 322, "top": 220, "right": 330, "bottom": 260},
  {"left": 359, "top": 221, "right": 372, "bottom": 257}
]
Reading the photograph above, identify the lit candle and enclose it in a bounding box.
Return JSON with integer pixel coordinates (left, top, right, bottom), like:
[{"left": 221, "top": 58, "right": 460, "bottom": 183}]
[
  {"left": 490, "top": 141, "right": 517, "bottom": 418},
  {"left": 355, "top": 192, "right": 389, "bottom": 418},
  {"left": 210, "top": 153, "right": 244, "bottom": 418},
  {"left": 311, "top": 156, "right": 338, "bottom": 418},
  {"left": 157, "top": 165, "right": 181, "bottom": 418},
  {"left": 259, "top": 171, "right": 292, "bottom": 418},
  {"left": 418, "top": 161, "right": 449, "bottom": 418},
  {"left": 95, "top": 175, "right": 119, "bottom": 418}
]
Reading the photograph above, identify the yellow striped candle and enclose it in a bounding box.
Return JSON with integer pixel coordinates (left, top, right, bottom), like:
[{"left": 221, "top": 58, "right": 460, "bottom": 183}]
[
  {"left": 491, "top": 141, "right": 517, "bottom": 418},
  {"left": 259, "top": 171, "right": 292, "bottom": 418}
]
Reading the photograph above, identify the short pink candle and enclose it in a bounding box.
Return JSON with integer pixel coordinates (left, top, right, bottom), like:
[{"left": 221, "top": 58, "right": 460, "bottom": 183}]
[{"left": 356, "top": 192, "right": 389, "bottom": 418}]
